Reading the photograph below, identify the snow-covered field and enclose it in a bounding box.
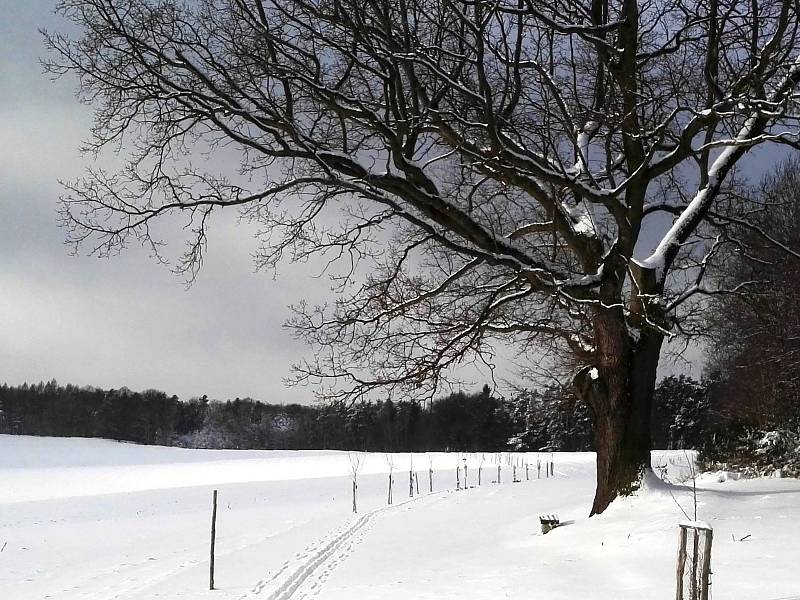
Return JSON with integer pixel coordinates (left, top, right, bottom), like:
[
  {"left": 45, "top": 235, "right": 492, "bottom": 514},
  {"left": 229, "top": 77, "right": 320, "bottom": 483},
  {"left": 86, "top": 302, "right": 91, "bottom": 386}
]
[{"left": 1, "top": 435, "right": 798, "bottom": 599}]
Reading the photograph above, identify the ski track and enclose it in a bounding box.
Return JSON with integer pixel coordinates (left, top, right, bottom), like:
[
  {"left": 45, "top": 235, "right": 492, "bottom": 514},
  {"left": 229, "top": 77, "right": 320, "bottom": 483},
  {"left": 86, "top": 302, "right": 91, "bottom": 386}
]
[
  {"left": 241, "top": 491, "right": 453, "bottom": 600},
  {"left": 41, "top": 519, "right": 311, "bottom": 600}
]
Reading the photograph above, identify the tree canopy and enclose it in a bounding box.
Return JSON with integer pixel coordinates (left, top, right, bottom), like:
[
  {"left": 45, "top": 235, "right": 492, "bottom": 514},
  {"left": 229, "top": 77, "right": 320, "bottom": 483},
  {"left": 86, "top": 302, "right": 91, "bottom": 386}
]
[{"left": 45, "top": 0, "right": 800, "bottom": 513}]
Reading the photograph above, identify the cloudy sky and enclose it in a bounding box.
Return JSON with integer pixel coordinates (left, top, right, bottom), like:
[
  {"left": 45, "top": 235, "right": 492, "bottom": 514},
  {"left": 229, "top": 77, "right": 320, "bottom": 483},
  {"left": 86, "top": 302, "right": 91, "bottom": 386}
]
[
  {"left": 1, "top": 1, "right": 505, "bottom": 405},
  {"left": 0, "top": 1, "right": 333, "bottom": 402}
]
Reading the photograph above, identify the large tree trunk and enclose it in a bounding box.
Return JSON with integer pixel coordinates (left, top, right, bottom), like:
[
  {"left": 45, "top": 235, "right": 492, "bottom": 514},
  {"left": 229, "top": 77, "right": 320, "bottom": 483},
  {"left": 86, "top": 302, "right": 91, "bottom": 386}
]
[{"left": 576, "top": 307, "right": 665, "bottom": 516}]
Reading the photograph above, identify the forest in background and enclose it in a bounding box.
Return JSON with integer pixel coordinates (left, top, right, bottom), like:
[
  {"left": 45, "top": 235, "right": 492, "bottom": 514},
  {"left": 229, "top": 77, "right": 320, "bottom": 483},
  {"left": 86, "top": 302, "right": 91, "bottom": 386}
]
[
  {"left": 0, "top": 381, "right": 554, "bottom": 452},
  {"left": 0, "top": 374, "right": 734, "bottom": 456}
]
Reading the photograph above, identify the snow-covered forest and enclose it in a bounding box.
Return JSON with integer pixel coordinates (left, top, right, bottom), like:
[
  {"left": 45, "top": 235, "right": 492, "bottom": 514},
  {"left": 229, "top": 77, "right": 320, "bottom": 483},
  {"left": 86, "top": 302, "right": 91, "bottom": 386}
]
[{"left": 4, "top": 365, "right": 798, "bottom": 474}]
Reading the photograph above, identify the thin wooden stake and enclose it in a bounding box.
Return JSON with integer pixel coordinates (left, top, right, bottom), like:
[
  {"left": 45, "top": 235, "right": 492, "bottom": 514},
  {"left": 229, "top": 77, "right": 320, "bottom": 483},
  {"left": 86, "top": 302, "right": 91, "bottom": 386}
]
[
  {"left": 690, "top": 528, "right": 700, "bottom": 600},
  {"left": 676, "top": 526, "right": 687, "bottom": 600},
  {"left": 210, "top": 489, "right": 218, "bottom": 591},
  {"left": 700, "top": 528, "right": 713, "bottom": 600}
]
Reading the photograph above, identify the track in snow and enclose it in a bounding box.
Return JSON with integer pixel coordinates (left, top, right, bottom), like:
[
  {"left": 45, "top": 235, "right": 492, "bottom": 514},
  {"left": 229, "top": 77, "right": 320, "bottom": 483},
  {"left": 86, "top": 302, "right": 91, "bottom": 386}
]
[{"left": 240, "top": 491, "right": 451, "bottom": 600}]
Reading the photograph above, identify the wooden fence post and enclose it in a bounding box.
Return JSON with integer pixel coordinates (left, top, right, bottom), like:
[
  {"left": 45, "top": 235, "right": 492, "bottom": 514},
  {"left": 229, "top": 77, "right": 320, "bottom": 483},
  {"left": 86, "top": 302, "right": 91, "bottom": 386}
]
[
  {"left": 700, "top": 528, "right": 713, "bottom": 600},
  {"left": 210, "top": 489, "right": 218, "bottom": 591},
  {"left": 675, "top": 526, "right": 687, "bottom": 600},
  {"left": 676, "top": 524, "right": 712, "bottom": 600}
]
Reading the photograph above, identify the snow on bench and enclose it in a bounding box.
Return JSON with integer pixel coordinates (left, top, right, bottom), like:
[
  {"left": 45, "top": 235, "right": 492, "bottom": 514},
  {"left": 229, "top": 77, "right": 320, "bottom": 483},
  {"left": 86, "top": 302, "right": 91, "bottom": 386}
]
[{"left": 539, "top": 514, "right": 560, "bottom": 534}]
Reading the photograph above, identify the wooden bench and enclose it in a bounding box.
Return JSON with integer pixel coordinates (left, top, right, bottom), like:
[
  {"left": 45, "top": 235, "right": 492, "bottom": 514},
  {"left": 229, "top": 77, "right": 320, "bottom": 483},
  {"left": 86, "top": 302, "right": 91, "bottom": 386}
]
[{"left": 539, "top": 514, "right": 560, "bottom": 534}]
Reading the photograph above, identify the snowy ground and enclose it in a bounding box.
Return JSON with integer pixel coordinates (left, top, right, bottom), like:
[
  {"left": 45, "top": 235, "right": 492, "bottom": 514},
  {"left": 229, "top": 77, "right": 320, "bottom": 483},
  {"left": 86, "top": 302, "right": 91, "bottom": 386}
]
[{"left": 1, "top": 435, "right": 798, "bottom": 600}]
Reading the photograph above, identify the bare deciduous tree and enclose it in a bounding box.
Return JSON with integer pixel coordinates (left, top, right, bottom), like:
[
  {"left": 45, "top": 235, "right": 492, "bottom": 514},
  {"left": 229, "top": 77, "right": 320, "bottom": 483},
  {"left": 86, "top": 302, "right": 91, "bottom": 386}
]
[
  {"left": 706, "top": 159, "right": 800, "bottom": 428},
  {"left": 348, "top": 452, "right": 364, "bottom": 512},
  {"left": 45, "top": 0, "right": 800, "bottom": 514},
  {"left": 385, "top": 453, "right": 395, "bottom": 504}
]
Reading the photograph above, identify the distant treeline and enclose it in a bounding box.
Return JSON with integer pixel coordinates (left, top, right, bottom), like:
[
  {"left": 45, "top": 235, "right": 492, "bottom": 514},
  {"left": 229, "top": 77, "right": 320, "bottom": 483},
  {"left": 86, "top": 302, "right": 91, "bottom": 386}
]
[
  {"left": 0, "top": 376, "right": 724, "bottom": 453},
  {"left": 0, "top": 381, "right": 528, "bottom": 451}
]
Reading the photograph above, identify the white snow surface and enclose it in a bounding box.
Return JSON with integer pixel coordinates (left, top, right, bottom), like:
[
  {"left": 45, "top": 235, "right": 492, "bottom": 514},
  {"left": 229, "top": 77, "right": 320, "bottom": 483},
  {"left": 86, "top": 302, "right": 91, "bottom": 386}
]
[{"left": 1, "top": 435, "right": 799, "bottom": 600}]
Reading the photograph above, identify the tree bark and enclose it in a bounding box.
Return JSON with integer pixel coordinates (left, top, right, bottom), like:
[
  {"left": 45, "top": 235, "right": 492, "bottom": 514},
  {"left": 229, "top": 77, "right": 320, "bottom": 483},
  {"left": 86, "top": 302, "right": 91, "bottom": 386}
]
[{"left": 577, "top": 309, "right": 664, "bottom": 516}]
